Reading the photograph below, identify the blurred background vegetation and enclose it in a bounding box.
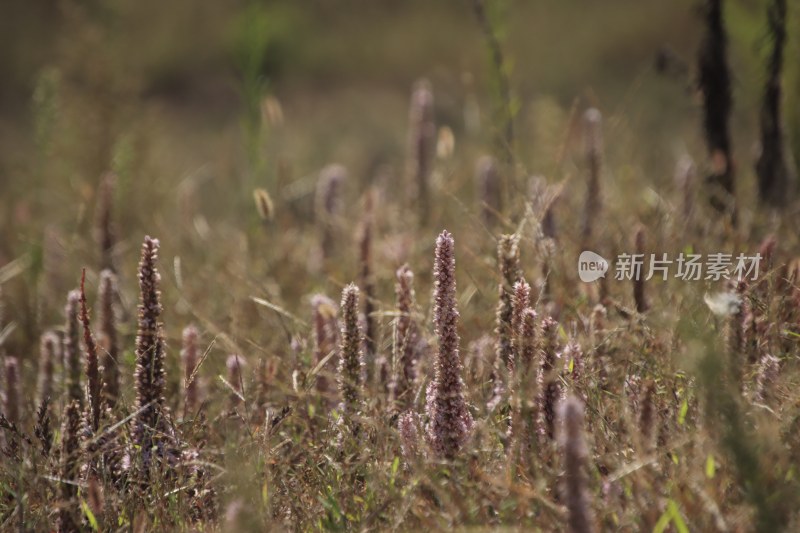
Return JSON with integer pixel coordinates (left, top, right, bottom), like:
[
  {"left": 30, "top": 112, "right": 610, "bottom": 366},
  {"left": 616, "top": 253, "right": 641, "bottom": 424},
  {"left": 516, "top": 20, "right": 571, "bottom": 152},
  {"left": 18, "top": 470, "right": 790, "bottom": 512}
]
[
  {"left": 2, "top": 0, "right": 797, "bottom": 193},
  {"left": 3, "top": 0, "right": 797, "bottom": 184}
]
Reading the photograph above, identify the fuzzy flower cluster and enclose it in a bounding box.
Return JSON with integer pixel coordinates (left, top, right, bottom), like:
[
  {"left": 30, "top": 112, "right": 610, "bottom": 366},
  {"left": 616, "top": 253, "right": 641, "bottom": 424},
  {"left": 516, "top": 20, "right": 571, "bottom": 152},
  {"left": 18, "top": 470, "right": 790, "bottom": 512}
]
[
  {"left": 391, "top": 264, "right": 420, "bottom": 409},
  {"left": 79, "top": 270, "right": 103, "bottom": 433},
  {"left": 64, "top": 290, "right": 83, "bottom": 407},
  {"left": 495, "top": 234, "right": 521, "bottom": 372},
  {"left": 425, "top": 231, "right": 473, "bottom": 459},
  {"left": 98, "top": 269, "right": 120, "bottom": 408},
  {"left": 338, "top": 284, "right": 365, "bottom": 429},
  {"left": 510, "top": 279, "right": 531, "bottom": 373},
  {"left": 539, "top": 316, "right": 562, "bottom": 439},
  {"left": 37, "top": 331, "right": 59, "bottom": 408},
  {"left": 132, "top": 236, "right": 169, "bottom": 464}
]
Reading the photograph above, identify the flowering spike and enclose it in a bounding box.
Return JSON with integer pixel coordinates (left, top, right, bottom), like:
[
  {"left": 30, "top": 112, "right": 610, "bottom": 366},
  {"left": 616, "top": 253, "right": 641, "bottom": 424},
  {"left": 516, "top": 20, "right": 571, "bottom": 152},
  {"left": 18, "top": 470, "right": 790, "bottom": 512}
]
[
  {"left": 64, "top": 290, "right": 83, "bottom": 407},
  {"left": 391, "top": 264, "right": 419, "bottom": 409},
  {"left": 495, "top": 234, "right": 521, "bottom": 371},
  {"left": 510, "top": 279, "right": 531, "bottom": 372},
  {"left": 57, "top": 400, "right": 82, "bottom": 532},
  {"left": 338, "top": 284, "right": 364, "bottom": 431},
  {"left": 507, "top": 307, "right": 539, "bottom": 471},
  {"left": 226, "top": 354, "right": 246, "bottom": 410},
  {"left": 79, "top": 269, "right": 102, "bottom": 432},
  {"left": 4, "top": 357, "right": 20, "bottom": 427},
  {"left": 475, "top": 155, "right": 502, "bottom": 224},
  {"left": 539, "top": 316, "right": 562, "bottom": 439},
  {"left": 132, "top": 236, "right": 168, "bottom": 466},
  {"left": 406, "top": 79, "right": 435, "bottom": 222},
  {"left": 398, "top": 410, "right": 421, "bottom": 464},
  {"left": 97, "top": 269, "right": 120, "bottom": 408},
  {"left": 581, "top": 108, "right": 603, "bottom": 249},
  {"left": 754, "top": 354, "right": 780, "bottom": 405},
  {"left": 315, "top": 164, "right": 347, "bottom": 260},
  {"left": 311, "top": 294, "right": 338, "bottom": 400},
  {"left": 559, "top": 396, "right": 595, "bottom": 533},
  {"left": 590, "top": 304, "right": 609, "bottom": 388},
  {"left": 37, "top": 331, "right": 59, "bottom": 409},
  {"left": 357, "top": 191, "right": 378, "bottom": 384},
  {"left": 181, "top": 325, "right": 200, "bottom": 417},
  {"left": 95, "top": 172, "right": 117, "bottom": 272},
  {"left": 425, "top": 230, "right": 473, "bottom": 459},
  {"left": 518, "top": 308, "right": 538, "bottom": 376},
  {"left": 564, "top": 341, "right": 586, "bottom": 401},
  {"left": 639, "top": 379, "right": 656, "bottom": 448}
]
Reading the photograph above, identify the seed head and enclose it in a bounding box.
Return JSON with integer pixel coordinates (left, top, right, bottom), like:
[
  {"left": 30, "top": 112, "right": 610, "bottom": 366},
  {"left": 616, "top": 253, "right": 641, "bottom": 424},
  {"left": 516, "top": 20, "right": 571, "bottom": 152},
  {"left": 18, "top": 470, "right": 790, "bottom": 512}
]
[{"left": 253, "top": 188, "right": 274, "bottom": 222}]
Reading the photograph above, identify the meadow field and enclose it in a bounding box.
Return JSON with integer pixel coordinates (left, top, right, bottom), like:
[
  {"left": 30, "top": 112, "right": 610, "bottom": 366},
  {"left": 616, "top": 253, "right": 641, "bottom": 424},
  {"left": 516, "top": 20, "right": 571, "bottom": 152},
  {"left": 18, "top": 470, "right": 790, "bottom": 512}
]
[{"left": 1, "top": 0, "right": 799, "bottom": 530}]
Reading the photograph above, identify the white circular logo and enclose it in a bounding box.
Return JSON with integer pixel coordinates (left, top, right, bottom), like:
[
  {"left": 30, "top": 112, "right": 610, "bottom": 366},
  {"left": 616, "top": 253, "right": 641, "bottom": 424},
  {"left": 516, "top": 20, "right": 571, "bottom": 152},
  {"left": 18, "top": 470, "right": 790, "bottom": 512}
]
[{"left": 578, "top": 251, "right": 609, "bottom": 282}]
